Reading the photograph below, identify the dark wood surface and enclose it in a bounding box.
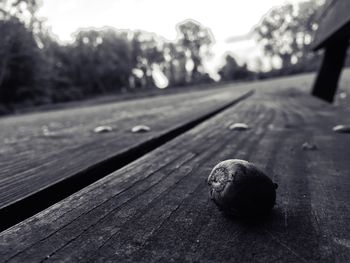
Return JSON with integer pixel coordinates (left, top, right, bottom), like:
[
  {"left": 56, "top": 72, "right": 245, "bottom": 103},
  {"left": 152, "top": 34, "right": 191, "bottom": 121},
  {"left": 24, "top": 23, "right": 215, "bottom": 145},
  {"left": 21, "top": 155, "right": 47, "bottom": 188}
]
[
  {"left": 313, "top": 0, "right": 350, "bottom": 50},
  {"left": 1, "top": 88, "right": 349, "bottom": 262},
  {"left": 0, "top": 86, "right": 249, "bottom": 213}
]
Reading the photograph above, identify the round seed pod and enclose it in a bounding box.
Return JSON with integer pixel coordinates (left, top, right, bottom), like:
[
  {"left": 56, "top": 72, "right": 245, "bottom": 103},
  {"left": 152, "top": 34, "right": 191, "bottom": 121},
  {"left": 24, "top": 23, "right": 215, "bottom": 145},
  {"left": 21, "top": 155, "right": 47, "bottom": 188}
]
[{"left": 207, "top": 159, "right": 278, "bottom": 217}]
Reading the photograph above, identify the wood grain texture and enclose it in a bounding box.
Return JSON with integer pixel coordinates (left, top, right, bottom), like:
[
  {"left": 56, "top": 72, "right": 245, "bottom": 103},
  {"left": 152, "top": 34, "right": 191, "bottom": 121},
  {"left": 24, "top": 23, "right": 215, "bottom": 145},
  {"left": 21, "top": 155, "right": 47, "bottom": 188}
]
[
  {"left": 1, "top": 88, "right": 349, "bottom": 262},
  {"left": 0, "top": 86, "right": 249, "bottom": 212}
]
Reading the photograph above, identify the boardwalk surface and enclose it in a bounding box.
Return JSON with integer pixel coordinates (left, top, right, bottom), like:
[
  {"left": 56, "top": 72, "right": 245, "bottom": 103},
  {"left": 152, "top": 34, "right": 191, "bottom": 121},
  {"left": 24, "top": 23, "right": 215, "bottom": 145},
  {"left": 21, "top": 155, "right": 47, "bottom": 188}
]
[
  {"left": 0, "top": 86, "right": 250, "bottom": 219},
  {"left": 1, "top": 88, "right": 349, "bottom": 262}
]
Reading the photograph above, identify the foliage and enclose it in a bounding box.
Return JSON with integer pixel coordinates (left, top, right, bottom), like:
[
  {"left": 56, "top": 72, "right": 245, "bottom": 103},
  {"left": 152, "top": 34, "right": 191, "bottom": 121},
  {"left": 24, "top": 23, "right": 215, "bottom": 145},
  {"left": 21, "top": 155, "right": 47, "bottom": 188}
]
[
  {"left": 70, "top": 29, "right": 133, "bottom": 94},
  {"left": 0, "top": 7, "right": 219, "bottom": 113},
  {"left": 1, "top": 0, "right": 335, "bottom": 114},
  {"left": 0, "top": 0, "right": 40, "bottom": 29},
  {"left": 176, "top": 20, "right": 214, "bottom": 82},
  {"left": 129, "top": 31, "right": 166, "bottom": 88},
  {"left": 0, "top": 17, "right": 45, "bottom": 108},
  {"left": 162, "top": 42, "right": 188, "bottom": 86},
  {"left": 218, "top": 54, "right": 255, "bottom": 82},
  {"left": 254, "top": 0, "right": 325, "bottom": 71}
]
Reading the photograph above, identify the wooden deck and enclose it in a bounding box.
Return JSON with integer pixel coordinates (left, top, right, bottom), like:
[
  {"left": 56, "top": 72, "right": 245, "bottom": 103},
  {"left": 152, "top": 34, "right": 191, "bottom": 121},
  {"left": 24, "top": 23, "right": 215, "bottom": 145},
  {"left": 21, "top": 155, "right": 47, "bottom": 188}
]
[
  {"left": 0, "top": 86, "right": 251, "bottom": 230},
  {"left": 0, "top": 86, "right": 350, "bottom": 262}
]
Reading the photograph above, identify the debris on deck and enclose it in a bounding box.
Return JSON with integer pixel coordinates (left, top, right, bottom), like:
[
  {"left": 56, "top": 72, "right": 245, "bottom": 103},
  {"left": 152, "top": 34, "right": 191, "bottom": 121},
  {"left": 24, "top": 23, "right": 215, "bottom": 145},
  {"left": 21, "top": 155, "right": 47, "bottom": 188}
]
[
  {"left": 93, "top": 125, "right": 113, "bottom": 133},
  {"left": 131, "top": 125, "right": 151, "bottom": 133},
  {"left": 228, "top": 123, "right": 250, "bottom": 131},
  {"left": 301, "top": 142, "right": 318, "bottom": 151},
  {"left": 333, "top": 124, "right": 350, "bottom": 133}
]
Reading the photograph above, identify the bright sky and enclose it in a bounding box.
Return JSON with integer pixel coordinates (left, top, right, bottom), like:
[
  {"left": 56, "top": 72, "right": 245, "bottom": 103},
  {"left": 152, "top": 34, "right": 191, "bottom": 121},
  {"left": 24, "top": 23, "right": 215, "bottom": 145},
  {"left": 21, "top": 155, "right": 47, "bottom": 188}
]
[{"left": 38, "top": 0, "right": 303, "bottom": 73}]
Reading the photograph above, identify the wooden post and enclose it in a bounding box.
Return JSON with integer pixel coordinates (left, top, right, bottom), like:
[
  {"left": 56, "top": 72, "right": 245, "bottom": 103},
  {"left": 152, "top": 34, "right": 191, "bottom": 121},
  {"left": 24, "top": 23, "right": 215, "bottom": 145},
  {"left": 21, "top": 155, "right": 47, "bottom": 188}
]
[{"left": 312, "top": 40, "right": 348, "bottom": 103}]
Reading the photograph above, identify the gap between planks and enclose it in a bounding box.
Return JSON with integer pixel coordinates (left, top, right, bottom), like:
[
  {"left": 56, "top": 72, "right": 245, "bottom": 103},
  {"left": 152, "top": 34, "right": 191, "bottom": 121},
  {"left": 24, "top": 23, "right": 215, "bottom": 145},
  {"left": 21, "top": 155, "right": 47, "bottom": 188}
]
[{"left": 0, "top": 90, "right": 254, "bottom": 233}]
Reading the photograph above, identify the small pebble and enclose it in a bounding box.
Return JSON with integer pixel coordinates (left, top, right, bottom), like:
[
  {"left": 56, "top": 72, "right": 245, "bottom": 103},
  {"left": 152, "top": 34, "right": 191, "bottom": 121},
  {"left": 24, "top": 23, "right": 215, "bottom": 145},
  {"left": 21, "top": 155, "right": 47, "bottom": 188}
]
[
  {"left": 301, "top": 142, "right": 317, "bottom": 151},
  {"left": 42, "top": 126, "right": 50, "bottom": 135},
  {"left": 93, "top": 126, "right": 113, "bottom": 133},
  {"left": 131, "top": 125, "right": 151, "bottom": 133},
  {"left": 229, "top": 123, "right": 249, "bottom": 131},
  {"left": 333, "top": 125, "right": 350, "bottom": 133},
  {"left": 42, "top": 126, "right": 56, "bottom": 137},
  {"left": 339, "top": 92, "right": 347, "bottom": 99}
]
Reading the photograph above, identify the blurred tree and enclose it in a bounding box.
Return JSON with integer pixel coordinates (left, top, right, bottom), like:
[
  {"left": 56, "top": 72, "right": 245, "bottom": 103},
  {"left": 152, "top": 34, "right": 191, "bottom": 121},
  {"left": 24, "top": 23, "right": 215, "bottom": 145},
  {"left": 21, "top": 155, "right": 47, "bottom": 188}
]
[
  {"left": 71, "top": 28, "right": 133, "bottom": 95},
  {"left": 254, "top": 0, "right": 325, "bottom": 70},
  {"left": 38, "top": 33, "right": 82, "bottom": 102},
  {"left": 130, "top": 31, "right": 166, "bottom": 89},
  {"left": 0, "top": 17, "right": 45, "bottom": 107},
  {"left": 219, "top": 55, "right": 239, "bottom": 81},
  {"left": 0, "top": 0, "right": 48, "bottom": 110},
  {"left": 163, "top": 42, "right": 187, "bottom": 86},
  {"left": 176, "top": 20, "right": 214, "bottom": 83},
  {"left": 0, "top": 4, "right": 218, "bottom": 113},
  {"left": 0, "top": 0, "right": 40, "bottom": 29},
  {"left": 218, "top": 54, "right": 255, "bottom": 81}
]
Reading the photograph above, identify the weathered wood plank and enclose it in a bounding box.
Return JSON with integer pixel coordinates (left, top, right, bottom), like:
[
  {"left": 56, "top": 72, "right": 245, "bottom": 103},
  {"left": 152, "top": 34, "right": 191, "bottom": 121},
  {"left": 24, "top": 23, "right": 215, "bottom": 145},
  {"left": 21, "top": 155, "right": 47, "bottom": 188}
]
[
  {"left": 0, "top": 88, "right": 350, "bottom": 262},
  {"left": 1, "top": 88, "right": 349, "bottom": 262},
  {"left": 313, "top": 0, "right": 350, "bottom": 50},
  {"left": 0, "top": 86, "right": 250, "bottom": 227}
]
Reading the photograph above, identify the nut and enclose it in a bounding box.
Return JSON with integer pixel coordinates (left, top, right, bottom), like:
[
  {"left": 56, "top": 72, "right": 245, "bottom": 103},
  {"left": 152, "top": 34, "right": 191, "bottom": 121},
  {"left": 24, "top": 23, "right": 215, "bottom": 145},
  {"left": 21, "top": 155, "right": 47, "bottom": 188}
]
[{"left": 207, "top": 159, "right": 277, "bottom": 217}]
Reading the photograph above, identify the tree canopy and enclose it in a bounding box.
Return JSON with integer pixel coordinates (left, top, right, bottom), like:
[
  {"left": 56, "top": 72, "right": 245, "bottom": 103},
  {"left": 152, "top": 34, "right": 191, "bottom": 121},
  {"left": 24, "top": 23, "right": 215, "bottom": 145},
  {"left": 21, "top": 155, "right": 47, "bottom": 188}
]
[
  {"left": 176, "top": 20, "right": 214, "bottom": 82},
  {"left": 0, "top": 3, "right": 219, "bottom": 113},
  {"left": 0, "top": 0, "right": 330, "bottom": 114},
  {"left": 254, "top": 0, "right": 325, "bottom": 70}
]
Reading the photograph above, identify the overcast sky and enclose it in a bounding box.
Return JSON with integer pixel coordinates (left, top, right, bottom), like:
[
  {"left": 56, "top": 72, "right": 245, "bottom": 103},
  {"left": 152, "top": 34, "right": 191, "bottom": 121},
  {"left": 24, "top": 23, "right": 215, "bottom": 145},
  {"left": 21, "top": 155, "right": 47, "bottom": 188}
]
[{"left": 38, "top": 0, "right": 303, "bottom": 73}]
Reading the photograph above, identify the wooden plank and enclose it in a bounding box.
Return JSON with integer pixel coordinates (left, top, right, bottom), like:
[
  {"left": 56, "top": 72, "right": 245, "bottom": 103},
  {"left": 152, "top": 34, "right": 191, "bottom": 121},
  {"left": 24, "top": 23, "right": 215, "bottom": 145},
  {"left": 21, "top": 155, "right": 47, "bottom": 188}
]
[
  {"left": 0, "top": 86, "right": 252, "bottom": 230},
  {"left": 313, "top": 0, "right": 350, "bottom": 50},
  {"left": 1, "top": 88, "right": 349, "bottom": 262}
]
